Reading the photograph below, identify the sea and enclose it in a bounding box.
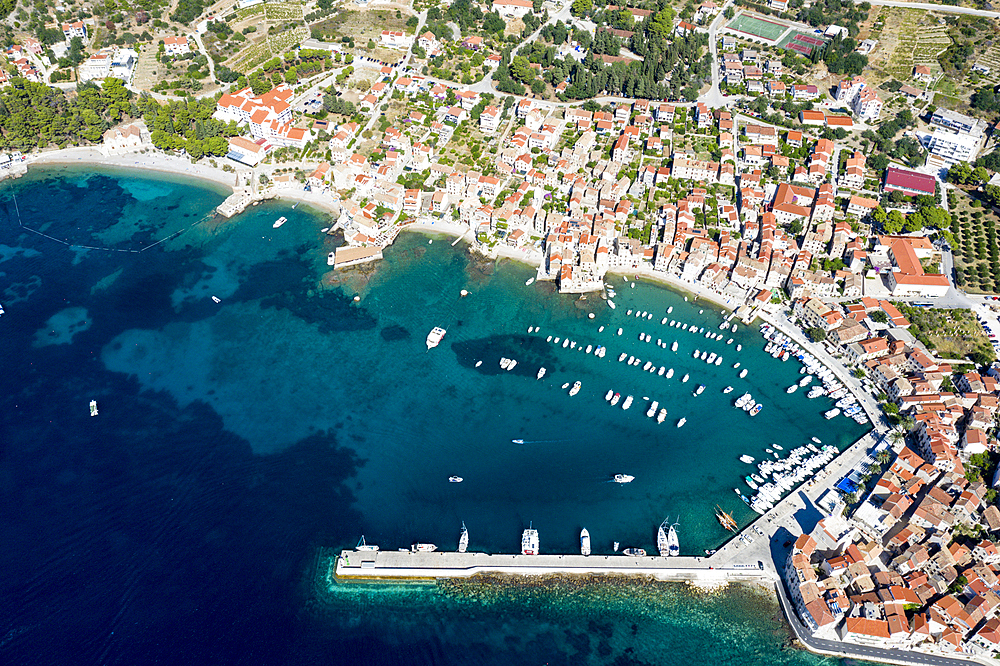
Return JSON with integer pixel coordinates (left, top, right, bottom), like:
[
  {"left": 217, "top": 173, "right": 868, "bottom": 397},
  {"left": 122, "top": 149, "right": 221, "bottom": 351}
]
[{"left": 1, "top": 166, "right": 870, "bottom": 665}]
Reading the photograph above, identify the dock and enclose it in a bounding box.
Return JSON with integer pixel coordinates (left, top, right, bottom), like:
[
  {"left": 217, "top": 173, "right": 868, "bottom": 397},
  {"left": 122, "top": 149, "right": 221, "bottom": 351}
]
[{"left": 335, "top": 549, "right": 772, "bottom": 584}]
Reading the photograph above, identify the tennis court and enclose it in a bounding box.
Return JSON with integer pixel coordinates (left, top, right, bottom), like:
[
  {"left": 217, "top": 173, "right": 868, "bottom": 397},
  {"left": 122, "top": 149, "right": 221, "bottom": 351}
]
[
  {"left": 777, "top": 30, "right": 827, "bottom": 56},
  {"left": 725, "top": 13, "right": 788, "bottom": 42}
]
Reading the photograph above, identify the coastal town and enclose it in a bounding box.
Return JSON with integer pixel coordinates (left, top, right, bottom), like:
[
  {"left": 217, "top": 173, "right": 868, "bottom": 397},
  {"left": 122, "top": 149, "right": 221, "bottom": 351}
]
[{"left": 4, "top": 0, "right": 1000, "bottom": 661}]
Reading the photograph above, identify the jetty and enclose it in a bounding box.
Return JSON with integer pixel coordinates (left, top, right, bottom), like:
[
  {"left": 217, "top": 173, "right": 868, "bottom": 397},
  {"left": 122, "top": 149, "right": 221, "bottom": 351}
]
[{"left": 216, "top": 170, "right": 274, "bottom": 218}]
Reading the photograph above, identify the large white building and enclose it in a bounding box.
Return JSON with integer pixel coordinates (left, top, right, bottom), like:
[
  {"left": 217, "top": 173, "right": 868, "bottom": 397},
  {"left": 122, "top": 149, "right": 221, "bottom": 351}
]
[
  {"left": 836, "top": 76, "right": 882, "bottom": 122},
  {"left": 926, "top": 129, "right": 983, "bottom": 165},
  {"left": 492, "top": 0, "right": 534, "bottom": 16},
  {"left": 215, "top": 84, "right": 310, "bottom": 148}
]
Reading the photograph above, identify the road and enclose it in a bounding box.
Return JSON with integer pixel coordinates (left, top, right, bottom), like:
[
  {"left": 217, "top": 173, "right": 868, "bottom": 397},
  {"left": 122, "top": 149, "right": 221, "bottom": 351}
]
[
  {"left": 702, "top": 1, "right": 733, "bottom": 109},
  {"left": 854, "top": 0, "right": 1000, "bottom": 18}
]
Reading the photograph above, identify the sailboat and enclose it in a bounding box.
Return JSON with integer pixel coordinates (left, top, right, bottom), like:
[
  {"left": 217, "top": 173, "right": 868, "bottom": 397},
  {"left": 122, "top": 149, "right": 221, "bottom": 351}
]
[
  {"left": 667, "top": 522, "right": 680, "bottom": 557},
  {"left": 458, "top": 522, "right": 469, "bottom": 553},
  {"left": 657, "top": 519, "right": 670, "bottom": 556},
  {"left": 356, "top": 535, "right": 379, "bottom": 552}
]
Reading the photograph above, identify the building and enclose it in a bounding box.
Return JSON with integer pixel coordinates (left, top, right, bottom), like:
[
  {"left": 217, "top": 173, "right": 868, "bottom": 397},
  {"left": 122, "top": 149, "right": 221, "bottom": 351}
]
[
  {"left": 930, "top": 108, "right": 987, "bottom": 137},
  {"left": 62, "top": 21, "right": 87, "bottom": 40},
  {"left": 883, "top": 166, "right": 935, "bottom": 198},
  {"left": 215, "top": 85, "right": 309, "bottom": 147},
  {"left": 926, "top": 129, "right": 983, "bottom": 166},
  {"left": 885, "top": 236, "right": 950, "bottom": 298},
  {"left": 492, "top": 0, "right": 534, "bottom": 16},
  {"left": 101, "top": 122, "right": 149, "bottom": 156},
  {"left": 836, "top": 76, "right": 882, "bottom": 122},
  {"left": 162, "top": 35, "right": 191, "bottom": 56},
  {"left": 226, "top": 136, "right": 268, "bottom": 166}
]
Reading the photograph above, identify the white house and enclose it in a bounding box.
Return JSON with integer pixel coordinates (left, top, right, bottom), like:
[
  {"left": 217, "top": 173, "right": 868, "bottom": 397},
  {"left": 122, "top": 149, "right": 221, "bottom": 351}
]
[
  {"left": 492, "top": 0, "right": 534, "bottom": 17},
  {"left": 162, "top": 35, "right": 191, "bottom": 56}
]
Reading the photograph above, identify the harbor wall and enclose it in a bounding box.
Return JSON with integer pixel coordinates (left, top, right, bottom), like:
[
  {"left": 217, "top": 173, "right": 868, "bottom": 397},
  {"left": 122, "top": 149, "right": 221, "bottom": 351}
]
[{"left": 334, "top": 549, "right": 774, "bottom": 584}]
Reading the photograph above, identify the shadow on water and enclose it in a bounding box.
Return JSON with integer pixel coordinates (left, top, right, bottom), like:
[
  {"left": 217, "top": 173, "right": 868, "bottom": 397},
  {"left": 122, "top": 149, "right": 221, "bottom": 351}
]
[
  {"left": 380, "top": 324, "right": 411, "bottom": 342},
  {"left": 451, "top": 334, "right": 562, "bottom": 377}
]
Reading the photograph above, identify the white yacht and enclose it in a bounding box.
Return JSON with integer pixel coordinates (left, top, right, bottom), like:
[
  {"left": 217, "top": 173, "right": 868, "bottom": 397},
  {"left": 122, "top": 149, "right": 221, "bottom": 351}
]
[
  {"left": 646, "top": 400, "right": 659, "bottom": 417},
  {"left": 676, "top": 417, "right": 687, "bottom": 427},
  {"left": 656, "top": 408, "right": 667, "bottom": 423},
  {"left": 569, "top": 381, "right": 581, "bottom": 396},
  {"left": 211, "top": 296, "right": 221, "bottom": 303},
  {"left": 824, "top": 408, "right": 841, "bottom": 419},
  {"left": 671, "top": 341, "right": 678, "bottom": 352},
  {"left": 89, "top": 400, "right": 98, "bottom": 417},
  {"left": 739, "top": 369, "right": 748, "bottom": 378},
  {"left": 606, "top": 389, "right": 614, "bottom": 401},
  {"left": 614, "top": 474, "right": 635, "bottom": 483},
  {"left": 272, "top": 216, "right": 287, "bottom": 228},
  {"left": 657, "top": 520, "right": 670, "bottom": 556},
  {"left": 426, "top": 327, "right": 447, "bottom": 350},
  {"left": 740, "top": 455, "right": 755, "bottom": 464},
  {"left": 521, "top": 525, "right": 539, "bottom": 555},
  {"left": 681, "top": 374, "right": 689, "bottom": 383},
  {"left": 723, "top": 386, "right": 734, "bottom": 394},
  {"left": 537, "top": 367, "right": 546, "bottom": 380},
  {"left": 622, "top": 395, "right": 633, "bottom": 410},
  {"left": 694, "top": 384, "right": 705, "bottom": 395},
  {"left": 327, "top": 252, "right": 336, "bottom": 266},
  {"left": 448, "top": 476, "right": 463, "bottom": 483},
  {"left": 666, "top": 523, "right": 679, "bottom": 557},
  {"left": 666, "top": 368, "right": 674, "bottom": 378},
  {"left": 411, "top": 543, "right": 437, "bottom": 552},
  {"left": 786, "top": 385, "right": 798, "bottom": 394},
  {"left": 525, "top": 277, "right": 535, "bottom": 286},
  {"left": 580, "top": 528, "right": 591, "bottom": 556},
  {"left": 610, "top": 392, "right": 621, "bottom": 406},
  {"left": 458, "top": 522, "right": 469, "bottom": 553}
]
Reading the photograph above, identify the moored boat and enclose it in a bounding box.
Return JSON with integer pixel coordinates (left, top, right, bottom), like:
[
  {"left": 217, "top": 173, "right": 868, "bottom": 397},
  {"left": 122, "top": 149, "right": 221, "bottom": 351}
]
[
  {"left": 521, "top": 525, "right": 539, "bottom": 555},
  {"left": 622, "top": 395, "right": 633, "bottom": 410},
  {"left": 426, "top": 327, "right": 447, "bottom": 350},
  {"left": 580, "top": 528, "right": 591, "bottom": 556},
  {"left": 677, "top": 417, "right": 686, "bottom": 427},
  {"left": 723, "top": 386, "right": 734, "bottom": 394},
  {"left": 614, "top": 474, "right": 635, "bottom": 483},
  {"left": 458, "top": 522, "right": 469, "bottom": 553},
  {"left": 411, "top": 543, "right": 437, "bottom": 552},
  {"left": 656, "top": 408, "right": 667, "bottom": 423},
  {"left": 273, "top": 216, "right": 287, "bottom": 228},
  {"left": 622, "top": 548, "right": 646, "bottom": 557},
  {"left": 569, "top": 381, "right": 581, "bottom": 396},
  {"left": 537, "top": 367, "right": 546, "bottom": 379},
  {"left": 611, "top": 392, "right": 621, "bottom": 406}
]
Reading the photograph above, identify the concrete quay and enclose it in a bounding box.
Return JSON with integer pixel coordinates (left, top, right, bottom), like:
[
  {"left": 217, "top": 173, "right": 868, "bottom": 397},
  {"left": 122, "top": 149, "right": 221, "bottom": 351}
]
[{"left": 334, "top": 548, "right": 772, "bottom": 584}]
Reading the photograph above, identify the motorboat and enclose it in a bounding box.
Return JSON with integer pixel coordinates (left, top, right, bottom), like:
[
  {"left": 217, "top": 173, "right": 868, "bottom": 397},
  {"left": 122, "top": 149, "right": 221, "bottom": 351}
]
[
  {"left": 723, "top": 386, "right": 734, "bottom": 394},
  {"left": 666, "top": 369, "right": 674, "bottom": 378},
  {"left": 740, "top": 455, "right": 754, "bottom": 464},
  {"left": 693, "top": 349, "right": 700, "bottom": 359},
  {"left": 614, "top": 541, "right": 620, "bottom": 552},
  {"left": 671, "top": 341, "right": 678, "bottom": 352},
  {"left": 580, "top": 528, "right": 591, "bottom": 556},
  {"left": 656, "top": 408, "right": 667, "bottom": 423},
  {"left": 89, "top": 400, "right": 98, "bottom": 417},
  {"left": 786, "top": 385, "right": 798, "bottom": 394},
  {"left": 677, "top": 417, "right": 687, "bottom": 427},
  {"left": 824, "top": 408, "right": 841, "bottom": 419},
  {"left": 611, "top": 393, "right": 621, "bottom": 406},
  {"left": 606, "top": 390, "right": 614, "bottom": 401},
  {"left": 739, "top": 369, "right": 748, "bottom": 378},
  {"left": 411, "top": 543, "right": 437, "bottom": 552},
  {"left": 521, "top": 525, "right": 539, "bottom": 555},
  {"left": 622, "top": 395, "right": 633, "bottom": 410},
  {"left": 426, "top": 327, "right": 447, "bottom": 350},
  {"left": 681, "top": 374, "right": 689, "bottom": 383},
  {"left": 211, "top": 296, "right": 221, "bottom": 303},
  {"left": 619, "top": 352, "right": 628, "bottom": 362},
  {"left": 537, "top": 367, "right": 546, "bottom": 380},
  {"left": 273, "top": 216, "right": 287, "bottom": 228},
  {"left": 448, "top": 476, "right": 463, "bottom": 483},
  {"left": 622, "top": 548, "right": 646, "bottom": 557},
  {"left": 694, "top": 384, "right": 705, "bottom": 395},
  {"left": 750, "top": 403, "right": 762, "bottom": 416},
  {"left": 525, "top": 277, "right": 535, "bottom": 286},
  {"left": 646, "top": 400, "right": 659, "bottom": 417},
  {"left": 356, "top": 536, "right": 379, "bottom": 552},
  {"left": 614, "top": 474, "right": 635, "bottom": 484},
  {"left": 569, "top": 381, "right": 581, "bottom": 396}
]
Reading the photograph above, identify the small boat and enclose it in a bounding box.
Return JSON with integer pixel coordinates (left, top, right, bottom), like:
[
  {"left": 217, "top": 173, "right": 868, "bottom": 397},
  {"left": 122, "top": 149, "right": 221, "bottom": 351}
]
[
  {"left": 723, "top": 386, "right": 734, "bottom": 394},
  {"left": 459, "top": 522, "right": 469, "bottom": 553},
  {"left": 89, "top": 400, "right": 98, "bottom": 417},
  {"left": 666, "top": 369, "right": 674, "bottom": 378},
  {"left": 677, "top": 417, "right": 687, "bottom": 427},
  {"left": 327, "top": 252, "right": 336, "bottom": 266},
  {"left": 581, "top": 528, "right": 591, "bottom": 556},
  {"left": 525, "top": 277, "right": 535, "bottom": 286},
  {"left": 500, "top": 358, "right": 511, "bottom": 369},
  {"left": 613, "top": 541, "right": 620, "bottom": 552},
  {"left": 562, "top": 339, "right": 570, "bottom": 348},
  {"left": 356, "top": 535, "right": 379, "bottom": 552},
  {"left": 811, "top": 437, "right": 822, "bottom": 444},
  {"left": 606, "top": 390, "right": 614, "bottom": 401},
  {"left": 740, "top": 455, "right": 754, "bottom": 464},
  {"left": 537, "top": 367, "right": 546, "bottom": 380},
  {"left": 671, "top": 341, "right": 678, "bottom": 352},
  {"left": 449, "top": 476, "right": 463, "bottom": 483},
  {"left": 736, "top": 344, "right": 742, "bottom": 351},
  {"left": 739, "top": 369, "right": 748, "bottom": 378},
  {"left": 426, "top": 327, "right": 447, "bottom": 350},
  {"left": 646, "top": 400, "right": 659, "bottom": 417},
  {"left": 211, "top": 296, "right": 221, "bottom": 303},
  {"left": 714, "top": 357, "right": 722, "bottom": 366},
  {"left": 681, "top": 374, "right": 689, "bottom": 383},
  {"left": 824, "top": 408, "right": 841, "bottom": 419},
  {"left": 693, "top": 349, "right": 700, "bottom": 359},
  {"left": 475, "top": 361, "right": 482, "bottom": 367},
  {"left": 656, "top": 408, "right": 667, "bottom": 423},
  {"left": 569, "top": 381, "right": 581, "bottom": 396},
  {"left": 273, "top": 216, "right": 287, "bottom": 228},
  {"left": 619, "top": 352, "right": 627, "bottom": 362},
  {"left": 667, "top": 306, "right": 673, "bottom": 314},
  {"left": 614, "top": 474, "right": 635, "bottom": 484},
  {"left": 773, "top": 444, "right": 782, "bottom": 451},
  {"left": 694, "top": 384, "right": 705, "bottom": 395},
  {"left": 622, "top": 548, "right": 646, "bottom": 557},
  {"left": 512, "top": 439, "right": 525, "bottom": 444},
  {"left": 611, "top": 393, "right": 621, "bottom": 406},
  {"left": 617, "top": 328, "right": 623, "bottom": 336},
  {"left": 658, "top": 366, "right": 665, "bottom": 376},
  {"left": 733, "top": 362, "right": 740, "bottom": 369},
  {"left": 411, "top": 543, "right": 437, "bottom": 552},
  {"left": 750, "top": 403, "right": 762, "bottom": 416},
  {"left": 507, "top": 359, "right": 517, "bottom": 371},
  {"left": 786, "top": 385, "right": 798, "bottom": 394},
  {"left": 608, "top": 300, "right": 616, "bottom": 309},
  {"left": 622, "top": 395, "right": 633, "bottom": 410}
]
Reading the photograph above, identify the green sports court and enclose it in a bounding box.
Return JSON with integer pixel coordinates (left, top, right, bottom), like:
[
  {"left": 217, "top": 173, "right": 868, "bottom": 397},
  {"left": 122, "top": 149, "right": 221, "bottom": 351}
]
[{"left": 725, "top": 13, "right": 789, "bottom": 42}]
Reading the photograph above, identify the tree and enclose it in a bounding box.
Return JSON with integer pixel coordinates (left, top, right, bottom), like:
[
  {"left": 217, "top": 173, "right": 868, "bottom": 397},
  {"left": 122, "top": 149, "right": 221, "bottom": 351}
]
[
  {"left": 530, "top": 79, "right": 545, "bottom": 94},
  {"left": 805, "top": 327, "right": 827, "bottom": 342},
  {"left": 649, "top": 7, "right": 676, "bottom": 39},
  {"left": 948, "top": 161, "right": 973, "bottom": 185},
  {"left": 872, "top": 205, "right": 887, "bottom": 226},
  {"left": 884, "top": 209, "right": 905, "bottom": 234},
  {"left": 971, "top": 86, "right": 1000, "bottom": 114},
  {"left": 570, "top": 0, "right": 592, "bottom": 16},
  {"left": 870, "top": 310, "right": 888, "bottom": 324}
]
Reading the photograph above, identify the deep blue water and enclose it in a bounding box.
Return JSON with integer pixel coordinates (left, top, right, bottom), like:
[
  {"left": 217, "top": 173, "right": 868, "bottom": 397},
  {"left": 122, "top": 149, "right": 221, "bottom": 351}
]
[{"left": 1, "top": 166, "right": 866, "bottom": 665}]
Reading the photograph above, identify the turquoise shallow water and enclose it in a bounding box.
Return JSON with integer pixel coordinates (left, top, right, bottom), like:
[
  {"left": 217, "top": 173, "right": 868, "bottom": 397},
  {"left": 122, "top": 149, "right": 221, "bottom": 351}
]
[{"left": 0, "top": 166, "right": 868, "bottom": 665}]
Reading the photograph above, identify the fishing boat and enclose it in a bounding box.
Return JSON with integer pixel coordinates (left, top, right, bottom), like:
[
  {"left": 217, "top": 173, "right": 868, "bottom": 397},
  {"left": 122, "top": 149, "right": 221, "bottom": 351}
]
[
  {"left": 622, "top": 395, "right": 633, "bottom": 410},
  {"left": 622, "top": 548, "right": 646, "bottom": 557},
  {"left": 411, "top": 543, "right": 437, "bottom": 552},
  {"left": 448, "top": 476, "right": 463, "bottom": 483},
  {"left": 677, "top": 417, "right": 687, "bottom": 427},
  {"left": 89, "top": 400, "right": 98, "bottom": 417},
  {"left": 458, "top": 522, "right": 469, "bottom": 553},
  {"left": 611, "top": 393, "right": 621, "bottom": 406},
  {"left": 521, "top": 525, "right": 539, "bottom": 555},
  {"left": 569, "top": 381, "right": 581, "bottom": 396},
  {"left": 537, "top": 367, "right": 546, "bottom": 380},
  {"left": 580, "top": 528, "right": 591, "bottom": 556},
  {"left": 614, "top": 474, "right": 635, "bottom": 484},
  {"left": 723, "top": 386, "right": 734, "bottom": 394},
  {"left": 525, "top": 277, "right": 535, "bottom": 286},
  {"left": 356, "top": 536, "right": 379, "bottom": 552},
  {"left": 426, "top": 327, "right": 447, "bottom": 350},
  {"left": 273, "top": 216, "right": 287, "bottom": 228}
]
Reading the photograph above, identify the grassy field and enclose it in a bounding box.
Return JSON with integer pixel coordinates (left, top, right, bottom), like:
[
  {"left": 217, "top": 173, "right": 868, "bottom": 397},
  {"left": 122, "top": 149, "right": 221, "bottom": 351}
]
[{"left": 896, "top": 304, "right": 996, "bottom": 362}]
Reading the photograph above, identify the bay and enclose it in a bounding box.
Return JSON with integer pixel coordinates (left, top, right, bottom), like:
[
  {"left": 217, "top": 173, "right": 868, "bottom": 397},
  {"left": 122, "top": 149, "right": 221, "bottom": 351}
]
[{"left": 0, "top": 166, "right": 865, "bottom": 665}]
